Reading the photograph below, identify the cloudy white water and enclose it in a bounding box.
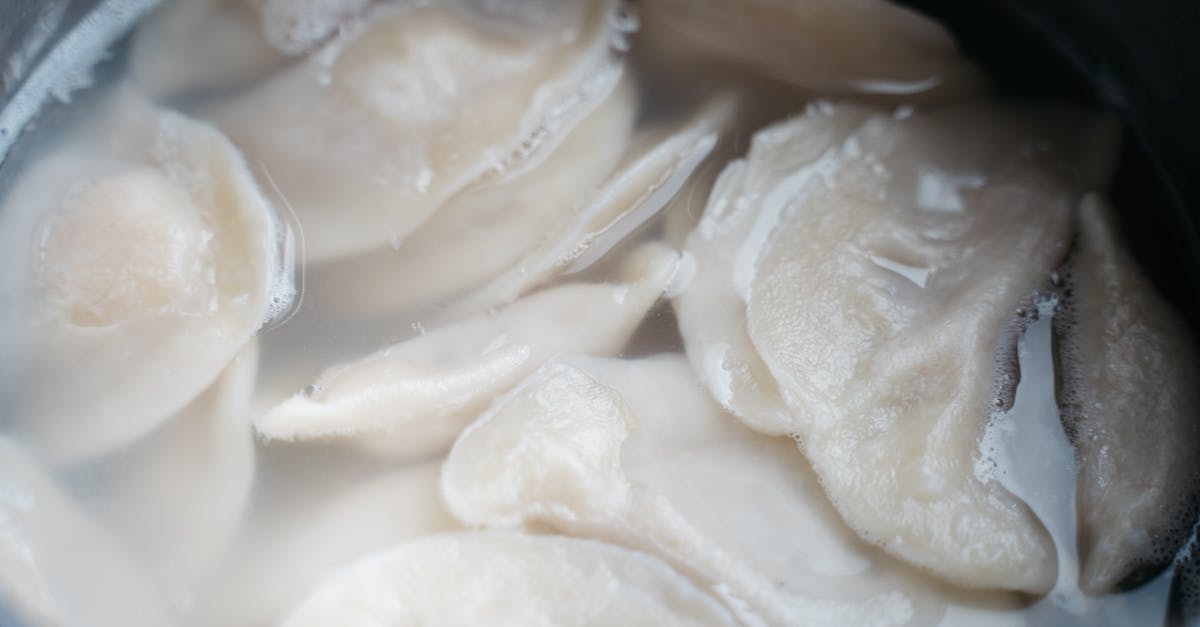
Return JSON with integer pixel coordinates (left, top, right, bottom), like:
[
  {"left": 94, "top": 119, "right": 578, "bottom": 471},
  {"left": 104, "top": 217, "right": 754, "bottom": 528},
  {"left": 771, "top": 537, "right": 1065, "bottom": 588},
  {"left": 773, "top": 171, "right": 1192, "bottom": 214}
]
[{"left": 981, "top": 298, "right": 1174, "bottom": 625}]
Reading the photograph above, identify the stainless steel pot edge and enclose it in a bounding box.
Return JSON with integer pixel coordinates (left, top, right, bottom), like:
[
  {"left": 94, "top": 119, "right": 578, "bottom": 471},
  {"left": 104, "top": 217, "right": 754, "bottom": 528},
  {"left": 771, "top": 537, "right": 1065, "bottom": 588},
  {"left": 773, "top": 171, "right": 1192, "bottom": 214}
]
[{"left": 0, "top": 0, "right": 161, "bottom": 166}]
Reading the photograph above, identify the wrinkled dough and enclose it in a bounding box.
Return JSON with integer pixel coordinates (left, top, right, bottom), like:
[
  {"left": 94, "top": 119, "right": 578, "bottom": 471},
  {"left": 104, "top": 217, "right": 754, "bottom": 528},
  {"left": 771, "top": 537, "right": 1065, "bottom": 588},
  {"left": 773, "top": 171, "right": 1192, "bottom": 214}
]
[
  {"left": 638, "top": 0, "right": 982, "bottom": 102},
  {"left": 0, "top": 438, "right": 174, "bottom": 627},
  {"left": 444, "top": 357, "right": 1029, "bottom": 625},
  {"left": 78, "top": 341, "right": 258, "bottom": 583},
  {"left": 190, "top": 461, "right": 461, "bottom": 627},
  {"left": 208, "top": 0, "right": 625, "bottom": 262},
  {"left": 673, "top": 103, "right": 876, "bottom": 436},
  {"left": 727, "top": 103, "right": 1118, "bottom": 592},
  {"left": 282, "top": 532, "right": 738, "bottom": 627},
  {"left": 256, "top": 242, "right": 680, "bottom": 458},
  {"left": 310, "top": 76, "right": 637, "bottom": 317},
  {"left": 0, "top": 89, "right": 282, "bottom": 465},
  {"left": 1057, "top": 198, "right": 1200, "bottom": 594},
  {"left": 439, "top": 93, "right": 734, "bottom": 319}
]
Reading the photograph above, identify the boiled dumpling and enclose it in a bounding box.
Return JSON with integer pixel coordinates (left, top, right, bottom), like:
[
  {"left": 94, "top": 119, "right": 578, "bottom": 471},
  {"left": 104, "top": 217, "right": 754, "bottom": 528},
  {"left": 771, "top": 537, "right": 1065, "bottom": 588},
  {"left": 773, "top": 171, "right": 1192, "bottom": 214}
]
[
  {"left": 129, "top": 0, "right": 289, "bottom": 99},
  {"left": 130, "top": 0, "right": 388, "bottom": 99},
  {"left": 0, "top": 88, "right": 286, "bottom": 465},
  {"left": 638, "top": 0, "right": 982, "bottom": 102},
  {"left": 190, "top": 460, "right": 461, "bottom": 626},
  {"left": 0, "top": 437, "right": 174, "bottom": 627},
  {"left": 255, "top": 242, "right": 680, "bottom": 458},
  {"left": 308, "top": 76, "right": 637, "bottom": 317},
  {"left": 72, "top": 341, "right": 258, "bottom": 585},
  {"left": 1055, "top": 197, "right": 1200, "bottom": 594},
  {"left": 440, "top": 94, "right": 734, "bottom": 319},
  {"left": 445, "top": 358, "right": 898, "bottom": 625},
  {"left": 675, "top": 101, "right": 1119, "bottom": 592},
  {"left": 443, "top": 356, "right": 1023, "bottom": 625},
  {"left": 281, "top": 531, "right": 737, "bottom": 627},
  {"left": 207, "top": 0, "right": 630, "bottom": 262}
]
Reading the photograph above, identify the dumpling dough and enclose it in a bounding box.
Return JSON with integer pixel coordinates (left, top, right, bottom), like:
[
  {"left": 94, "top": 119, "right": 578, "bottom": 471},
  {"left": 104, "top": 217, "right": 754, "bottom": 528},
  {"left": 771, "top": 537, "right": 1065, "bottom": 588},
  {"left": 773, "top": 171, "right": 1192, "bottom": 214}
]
[
  {"left": 130, "top": 0, "right": 385, "bottom": 99},
  {"left": 676, "top": 102, "right": 1118, "bottom": 592},
  {"left": 282, "top": 531, "right": 737, "bottom": 627},
  {"left": 1056, "top": 197, "right": 1200, "bottom": 594},
  {"left": 446, "top": 357, "right": 909, "bottom": 625},
  {"left": 638, "top": 0, "right": 982, "bottom": 101},
  {"left": 0, "top": 437, "right": 174, "bottom": 627},
  {"left": 189, "top": 461, "right": 461, "bottom": 627},
  {"left": 256, "top": 242, "right": 681, "bottom": 458},
  {"left": 74, "top": 341, "right": 258, "bottom": 584},
  {"left": 0, "top": 89, "right": 285, "bottom": 465},
  {"left": 208, "top": 0, "right": 628, "bottom": 262},
  {"left": 444, "top": 356, "right": 1025, "bottom": 625},
  {"left": 440, "top": 94, "right": 734, "bottom": 319},
  {"left": 308, "top": 76, "right": 637, "bottom": 317},
  {"left": 129, "top": 0, "right": 287, "bottom": 99}
]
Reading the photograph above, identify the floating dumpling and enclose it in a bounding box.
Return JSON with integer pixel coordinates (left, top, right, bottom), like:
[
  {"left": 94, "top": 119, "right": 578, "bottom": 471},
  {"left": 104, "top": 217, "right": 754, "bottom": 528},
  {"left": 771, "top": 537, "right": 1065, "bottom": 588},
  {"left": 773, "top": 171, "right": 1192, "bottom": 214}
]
[
  {"left": 0, "top": 437, "right": 174, "bottom": 627},
  {"left": 0, "top": 89, "right": 287, "bottom": 465},
  {"left": 256, "top": 242, "right": 680, "bottom": 458},
  {"left": 190, "top": 460, "right": 461, "bottom": 627},
  {"left": 1055, "top": 197, "right": 1200, "bottom": 594},
  {"left": 281, "top": 532, "right": 738, "bottom": 627},
  {"left": 441, "top": 355, "right": 892, "bottom": 624},
  {"left": 439, "top": 94, "right": 734, "bottom": 319},
  {"left": 675, "top": 101, "right": 1119, "bottom": 592},
  {"left": 207, "top": 0, "right": 630, "bottom": 262},
  {"left": 309, "top": 76, "right": 637, "bottom": 317},
  {"left": 638, "top": 0, "right": 982, "bottom": 102},
  {"left": 445, "top": 356, "right": 1030, "bottom": 625},
  {"left": 74, "top": 341, "right": 258, "bottom": 584},
  {"left": 130, "top": 0, "right": 289, "bottom": 99}
]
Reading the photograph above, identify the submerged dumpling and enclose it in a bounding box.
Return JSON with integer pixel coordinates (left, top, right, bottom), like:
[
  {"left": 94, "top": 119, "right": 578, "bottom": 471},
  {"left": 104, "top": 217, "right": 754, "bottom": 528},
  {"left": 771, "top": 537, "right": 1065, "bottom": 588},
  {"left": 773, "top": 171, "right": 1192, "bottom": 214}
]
[
  {"left": 208, "top": 0, "right": 629, "bottom": 262},
  {"left": 130, "top": 0, "right": 287, "bottom": 99},
  {"left": 190, "top": 460, "right": 461, "bottom": 626},
  {"left": 309, "top": 76, "right": 638, "bottom": 317},
  {"left": 638, "top": 0, "right": 982, "bottom": 102},
  {"left": 1056, "top": 197, "right": 1200, "bottom": 594},
  {"left": 675, "top": 101, "right": 1119, "bottom": 592},
  {"left": 0, "top": 89, "right": 286, "bottom": 465},
  {"left": 130, "top": 0, "right": 386, "bottom": 98},
  {"left": 443, "top": 356, "right": 1022, "bottom": 625},
  {"left": 440, "top": 94, "right": 734, "bottom": 319},
  {"left": 74, "top": 341, "right": 258, "bottom": 584},
  {"left": 0, "top": 437, "right": 174, "bottom": 627},
  {"left": 256, "top": 242, "right": 680, "bottom": 458},
  {"left": 282, "top": 532, "right": 737, "bottom": 627}
]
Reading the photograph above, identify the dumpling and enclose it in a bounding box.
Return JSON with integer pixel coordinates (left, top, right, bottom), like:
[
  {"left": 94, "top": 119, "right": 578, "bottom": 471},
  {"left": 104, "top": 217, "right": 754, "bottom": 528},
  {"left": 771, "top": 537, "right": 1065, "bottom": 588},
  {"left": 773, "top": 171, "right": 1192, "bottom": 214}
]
[
  {"left": 130, "top": 0, "right": 387, "bottom": 99},
  {"left": 308, "top": 75, "right": 637, "bottom": 317},
  {"left": 129, "top": 0, "right": 288, "bottom": 99},
  {"left": 207, "top": 0, "right": 630, "bottom": 262},
  {"left": 439, "top": 94, "right": 734, "bottom": 320},
  {"left": 675, "top": 101, "right": 1119, "bottom": 592},
  {"left": 637, "top": 0, "right": 983, "bottom": 102},
  {"left": 281, "top": 532, "right": 738, "bottom": 627},
  {"left": 443, "top": 356, "right": 1023, "bottom": 625},
  {"left": 0, "top": 437, "right": 174, "bottom": 627},
  {"left": 0, "top": 88, "right": 287, "bottom": 465},
  {"left": 255, "top": 242, "right": 681, "bottom": 458},
  {"left": 1055, "top": 197, "right": 1200, "bottom": 594},
  {"left": 189, "top": 460, "right": 461, "bottom": 626},
  {"left": 71, "top": 341, "right": 258, "bottom": 585}
]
